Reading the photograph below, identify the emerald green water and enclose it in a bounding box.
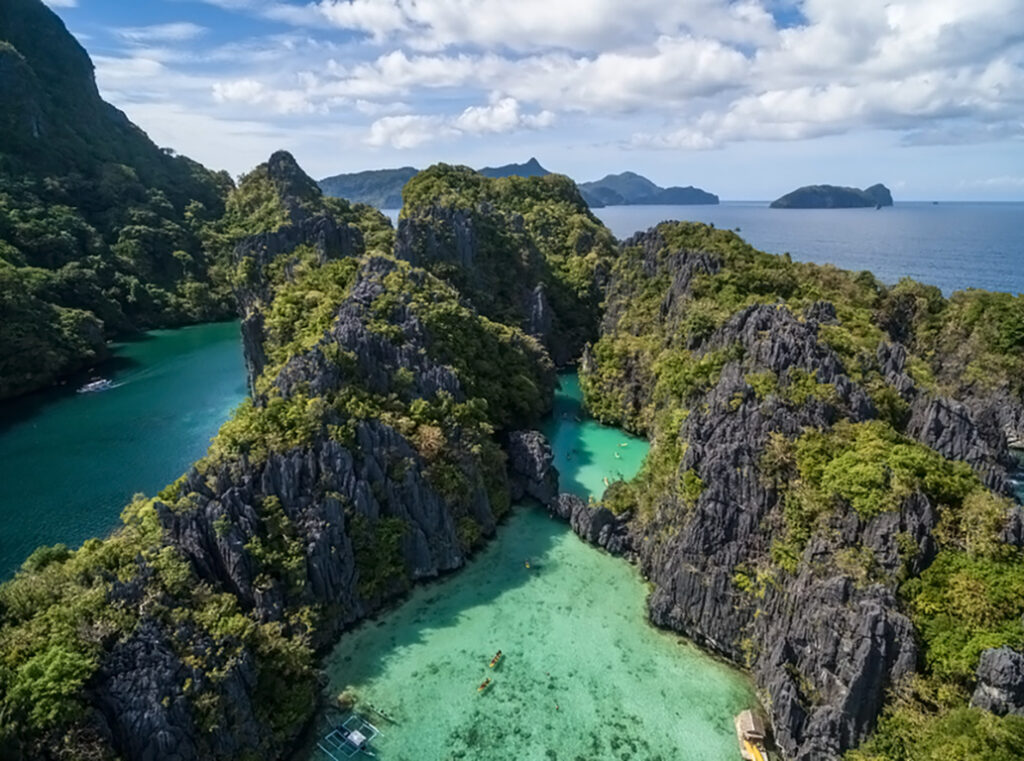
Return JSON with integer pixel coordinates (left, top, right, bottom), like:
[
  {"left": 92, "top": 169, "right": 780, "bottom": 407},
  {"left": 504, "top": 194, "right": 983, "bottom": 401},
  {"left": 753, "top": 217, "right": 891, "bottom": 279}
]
[
  {"left": 543, "top": 373, "right": 648, "bottom": 498},
  {"left": 307, "top": 373, "right": 756, "bottom": 761},
  {"left": 0, "top": 321, "right": 246, "bottom": 577}
]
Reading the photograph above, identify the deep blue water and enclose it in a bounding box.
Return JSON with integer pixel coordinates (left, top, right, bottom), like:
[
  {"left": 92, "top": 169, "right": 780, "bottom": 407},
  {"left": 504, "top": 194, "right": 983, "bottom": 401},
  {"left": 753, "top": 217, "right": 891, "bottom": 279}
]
[
  {"left": 385, "top": 202, "right": 1024, "bottom": 296},
  {"left": 595, "top": 202, "right": 1024, "bottom": 296}
]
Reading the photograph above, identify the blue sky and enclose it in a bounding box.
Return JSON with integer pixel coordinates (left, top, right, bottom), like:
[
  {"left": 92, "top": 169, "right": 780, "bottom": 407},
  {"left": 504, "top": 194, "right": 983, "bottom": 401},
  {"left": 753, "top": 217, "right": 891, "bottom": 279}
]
[{"left": 44, "top": 0, "right": 1024, "bottom": 200}]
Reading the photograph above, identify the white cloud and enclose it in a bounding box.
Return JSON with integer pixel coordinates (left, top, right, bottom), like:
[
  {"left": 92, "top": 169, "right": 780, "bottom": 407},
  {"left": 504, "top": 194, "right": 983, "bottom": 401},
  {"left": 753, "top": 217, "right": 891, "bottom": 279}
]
[
  {"left": 212, "top": 77, "right": 319, "bottom": 114},
  {"left": 304, "top": 0, "right": 778, "bottom": 51},
  {"left": 86, "top": 0, "right": 1024, "bottom": 175},
  {"left": 365, "top": 115, "right": 456, "bottom": 149},
  {"left": 366, "top": 97, "right": 555, "bottom": 148},
  {"left": 454, "top": 97, "right": 555, "bottom": 134},
  {"left": 116, "top": 23, "right": 208, "bottom": 43},
  {"left": 212, "top": 78, "right": 267, "bottom": 104},
  {"left": 43, "top": 0, "right": 77, "bottom": 7}
]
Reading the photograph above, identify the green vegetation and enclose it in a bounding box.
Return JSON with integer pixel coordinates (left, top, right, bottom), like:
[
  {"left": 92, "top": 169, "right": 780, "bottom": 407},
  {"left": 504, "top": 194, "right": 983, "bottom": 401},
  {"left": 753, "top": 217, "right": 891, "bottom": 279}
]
[
  {"left": 399, "top": 164, "right": 616, "bottom": 360},
  {"left": 849, "top": 533, "right": 1024, "bottom": 761},
  {"left": 0, "top": 0, "right": 241, "bottom": 398}
]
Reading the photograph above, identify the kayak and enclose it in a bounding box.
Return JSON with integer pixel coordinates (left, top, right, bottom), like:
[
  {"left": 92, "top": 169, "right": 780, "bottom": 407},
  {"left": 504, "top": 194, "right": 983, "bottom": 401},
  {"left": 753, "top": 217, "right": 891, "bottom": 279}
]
[
  {"left": 478, "top": 678, "right": 492, "bottom": 693},
  {"left": 489, "top": 652, "right": 503, "bottom": 668}
]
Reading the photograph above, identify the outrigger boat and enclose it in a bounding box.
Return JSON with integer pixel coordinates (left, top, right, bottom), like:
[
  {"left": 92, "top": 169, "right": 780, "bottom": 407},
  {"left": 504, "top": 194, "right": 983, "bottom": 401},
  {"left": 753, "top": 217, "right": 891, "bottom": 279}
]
[
  {"left": 317, "top": 714, "right": 381, "bottom": 759},
  {"left": 477, "top": 678, "right": 492, "bottom": 693},
  {"left": 489, "top": 651, "right": 503, "bottom": 668}
]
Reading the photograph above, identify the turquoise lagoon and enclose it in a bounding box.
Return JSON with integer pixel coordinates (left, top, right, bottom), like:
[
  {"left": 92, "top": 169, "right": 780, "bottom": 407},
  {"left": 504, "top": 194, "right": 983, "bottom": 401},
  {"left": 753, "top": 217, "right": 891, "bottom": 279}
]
[{"left": 306, "top": 373, "right": 757, "bottom": 761}]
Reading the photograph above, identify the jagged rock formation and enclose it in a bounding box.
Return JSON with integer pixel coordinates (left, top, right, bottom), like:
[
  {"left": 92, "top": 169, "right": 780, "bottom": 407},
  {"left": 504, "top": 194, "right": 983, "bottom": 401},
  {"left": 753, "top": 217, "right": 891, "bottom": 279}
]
[
  {"left": 972, "top": 648, "right": 1024, "bottom": 716},
  {"left": 576, "top": 222, "right": 1024, "bottom": 760},
  {"left": 4, "top": 142, "right": 1024, "bottom": 761},
  {"left": 394, "top": 164, "right": 616, "bottom": 365},
  {"left": 549, "top": 493, "right": 632, "bottom": 554},
  {"left": 232, "top": 153, "right": 371, "bottom": 393},
  {"left": 506, "top": 430, "right": 558, "bottom": 506}
]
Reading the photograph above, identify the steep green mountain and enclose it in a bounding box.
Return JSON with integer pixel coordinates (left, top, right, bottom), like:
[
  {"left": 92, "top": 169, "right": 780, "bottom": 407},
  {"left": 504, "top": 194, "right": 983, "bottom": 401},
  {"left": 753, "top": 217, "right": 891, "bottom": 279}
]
[
  {"left": 0, "top": 152, "right": 557, "bottom": 761},
  {"left": 578, "top": 222, "right": 1024, "bottom": 759},
  {"left": 317, "top": 166, "right": 418, "bottom": 209},
  {"left": 579, "top": 170, "right": 719, "bottom": 207},
  {"left": 0, "top": 0, "right": 235, "bottom": 399},
  {"left": 395, "top": 163, "right": 617, "bottom": 364},
  {"left": 771, "top": 183, "right": 894, "bottom": 208},
  {"left": 478, "top": 156, "right": 550, "bottom": 178}
]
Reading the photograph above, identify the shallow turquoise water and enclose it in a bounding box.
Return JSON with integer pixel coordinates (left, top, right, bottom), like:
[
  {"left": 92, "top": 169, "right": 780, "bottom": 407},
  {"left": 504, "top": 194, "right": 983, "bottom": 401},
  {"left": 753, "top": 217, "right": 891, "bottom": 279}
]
[
  {"left": 0, "top": 321, "right": 246, "bottom": 576},
  {"left": 543, "top": 372, "right": 648, "bottom": 499},
  {"left": 307, "top": 374, "right": 756, "bottom": 761}
]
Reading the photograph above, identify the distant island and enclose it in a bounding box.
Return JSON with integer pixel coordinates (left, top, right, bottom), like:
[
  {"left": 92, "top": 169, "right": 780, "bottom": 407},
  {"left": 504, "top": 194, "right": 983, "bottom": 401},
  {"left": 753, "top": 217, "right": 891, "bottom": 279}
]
[
  {"left": 578, "top": 171, "right": 718, "bottom": 207},
  {"left": 318, "top": 158, "right": 552, "bottom": 208},
  {"left": 318, "top": 167, "right": 418, "bottom": 208},
  {"left": 478, "top": 157, "right": 550, "bottom": 178},
  {"left": 319, "top": 161, "right": 718, "bottom": 209},
  {"left": 770, "top": 183, "right": 894, "bottom": 209}
]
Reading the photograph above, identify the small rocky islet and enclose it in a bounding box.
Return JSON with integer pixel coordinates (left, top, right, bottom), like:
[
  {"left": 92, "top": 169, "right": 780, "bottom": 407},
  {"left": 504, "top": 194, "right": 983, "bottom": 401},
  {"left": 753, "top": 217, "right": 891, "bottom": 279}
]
[
  {"left": 770, "top": 183, "right": 894, "bottom": 209},
  {"left": 2, "top": 2, "right": 1024, "bottom": 761}
]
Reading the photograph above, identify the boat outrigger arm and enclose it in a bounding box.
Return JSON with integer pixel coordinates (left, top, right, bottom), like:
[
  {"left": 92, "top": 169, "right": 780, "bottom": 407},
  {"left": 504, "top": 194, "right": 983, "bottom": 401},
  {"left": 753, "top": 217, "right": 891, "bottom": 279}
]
[{"left": 318, "top": 714, "right": 382, "bottom": 759}]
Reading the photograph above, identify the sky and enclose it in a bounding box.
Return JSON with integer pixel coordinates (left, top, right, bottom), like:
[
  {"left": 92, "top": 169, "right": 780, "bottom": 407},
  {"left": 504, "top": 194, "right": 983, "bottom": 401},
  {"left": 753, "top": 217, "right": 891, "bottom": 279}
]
[{"left": 43, "top": 0, "right": 1024, "bottom": 200}]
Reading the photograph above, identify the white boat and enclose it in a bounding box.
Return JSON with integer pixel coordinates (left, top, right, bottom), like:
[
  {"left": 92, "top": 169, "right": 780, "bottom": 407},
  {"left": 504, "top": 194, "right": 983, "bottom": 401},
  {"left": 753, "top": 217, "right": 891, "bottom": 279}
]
[{"left": 77, "top": 379, "right": 114, "bottom": 394}]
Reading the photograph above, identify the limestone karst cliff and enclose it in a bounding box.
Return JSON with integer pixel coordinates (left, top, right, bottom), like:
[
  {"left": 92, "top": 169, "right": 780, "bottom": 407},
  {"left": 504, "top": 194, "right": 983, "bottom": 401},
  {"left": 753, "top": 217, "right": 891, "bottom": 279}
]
[{"left": 572, "top": 222, "right": 1024, "bottom": 759}]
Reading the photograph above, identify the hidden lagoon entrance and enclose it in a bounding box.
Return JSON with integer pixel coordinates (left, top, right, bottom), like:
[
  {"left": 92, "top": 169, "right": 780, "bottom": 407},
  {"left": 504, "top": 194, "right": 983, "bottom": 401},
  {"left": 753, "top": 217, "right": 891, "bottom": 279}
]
[{"left": 304, "top": 373, "right": 758, "bottom": 761}]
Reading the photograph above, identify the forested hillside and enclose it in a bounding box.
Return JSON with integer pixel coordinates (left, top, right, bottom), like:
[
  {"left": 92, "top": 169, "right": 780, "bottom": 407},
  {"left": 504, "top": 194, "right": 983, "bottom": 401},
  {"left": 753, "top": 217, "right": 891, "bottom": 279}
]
[{"left": 0, "top": 0, "right": 235, "bottom": 399}]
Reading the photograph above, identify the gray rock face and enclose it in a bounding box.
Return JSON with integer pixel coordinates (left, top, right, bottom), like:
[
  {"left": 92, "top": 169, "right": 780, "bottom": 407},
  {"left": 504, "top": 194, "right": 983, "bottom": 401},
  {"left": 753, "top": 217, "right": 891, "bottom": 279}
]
[
  {"left": 160, "top": 419, "right": 472, "bottom": 627},
  {"left": 549, "top": 493, "right": 633, "bottom": 555},
  {"left": 395, "top": 205, "right": 478, "bottom": 271},
  {"left": 394, "top": 200, "right": 601, "bottom": 367},
  {"left": 626, "top": 303, "right": 917, "bottom": 760},
  {"left": 972, "top": 647, "right": 1024, "bottom": 716},
  {"left": 506, "top": 430, "right": 558, "bottom": 506},
  {"left": 93, "top": 621, "right": 202, "bottom": 761},
  {"left": 908, "top": 396, "right": 1011, "bottom": 493},
  {"left": 233, "top": 214, "right": 365, "bottom": 394},
  {"left": 578, "top": 229, "right": 1024, "bottom": 761}
]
